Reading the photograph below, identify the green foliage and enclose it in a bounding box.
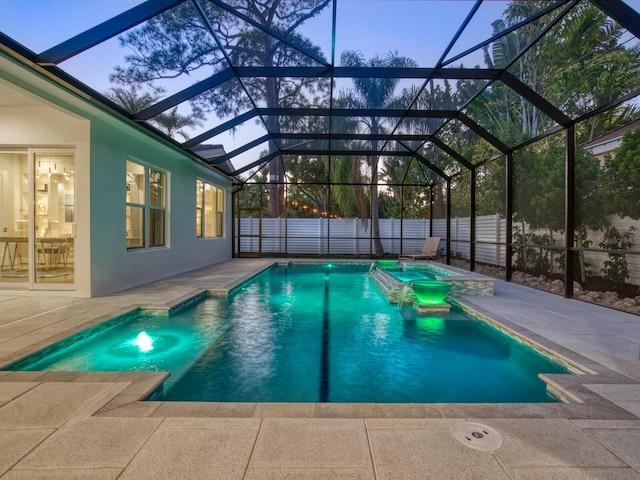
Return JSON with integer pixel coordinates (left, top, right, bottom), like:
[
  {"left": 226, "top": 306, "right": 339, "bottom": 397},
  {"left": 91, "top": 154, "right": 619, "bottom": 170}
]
[
  {"left": 104, "top": 85, "right": 203, "bottom": 140},
  {"left": 599, "top": 226, "right": 635, "bottom": 284},
  {"left": 513, "top": 136, "right": 565, "bottom": 232},
  {"left": 603, "top": 127, "right": 640, "bottom": 219},
  {"left": 287, "top": 188, "right": 330, "bottom": 219},
  {"left": 575, "top": 148, "right": 610, "bottom": 230},
  {"left": 237, "top": 178, "right": 268, "bottom": 216},
  {"left": 329, "top": 154, "right": 370, "bottom": 220},
  {"left": 381, "top": 156, "right": 431, "bottom": 219},
  {"left": 450, "top": 172, "right": 471, "bottom": 218},
  {"left": 475, "top": 160, "right": 506, "bottom": 217},
  {"left": 527, "top": 233, "right": 552, "bottom": 276},
  {"left": 555, "top": 230, "right": 593, "bottom": 280},
  {"left": 513, "top": 227, "right": 536, "bottom": 272}
]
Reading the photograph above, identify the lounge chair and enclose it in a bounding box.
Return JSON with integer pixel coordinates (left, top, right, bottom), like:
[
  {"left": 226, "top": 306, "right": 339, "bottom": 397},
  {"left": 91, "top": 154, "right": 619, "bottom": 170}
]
[{"left": 398, "top": 237, "right": 441, "bottom": 261}]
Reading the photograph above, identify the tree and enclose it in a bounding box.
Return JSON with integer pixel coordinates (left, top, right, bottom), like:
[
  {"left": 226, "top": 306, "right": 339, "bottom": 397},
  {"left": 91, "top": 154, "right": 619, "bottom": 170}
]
[
  {"left": 574, "top": 148, "right": 610, "bottom": 281},
  {"left": 512, "top": 136, "right": 565, "bottom": 273},
  {"left": 547, "top": 3, "right": 640, "bottom": 139},
  {"left": 381, "top": 156, "right": 431, "bottom": 219},
  {"left": 402, "top": 79, "right": 463, "bottom": 220},
  {"left": 330, "top": 154, "right": 369, "bottom": 220},
  {"left": 338, "top": 50, "right": 417, "bottom": 255},
  {"left": 105, "top": 85, "right": 203, "bottom": 140},
  {"left": 481, "top": 2, "right": 639, "bottom": 143},
  {"left": 603, "top": 126, "right": 640, "bottom": 219},
  {"left": 284, "top": 154, "right": 330, "bottom": 218},
  {"left": 110, "top": 0, "right": 331, "bottom": 217},
  {"left": 482, "top": 3, "right": 554, "bottom": 140}
]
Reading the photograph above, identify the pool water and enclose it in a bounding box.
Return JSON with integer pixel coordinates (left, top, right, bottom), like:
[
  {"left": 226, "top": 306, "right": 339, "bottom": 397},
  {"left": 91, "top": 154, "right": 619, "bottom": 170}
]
[
  {"left": 382, "top": 266, "right": 438, "bottom": 282},
  {"left": 5, "top": 263, "right": 569, "bottom": 403}
]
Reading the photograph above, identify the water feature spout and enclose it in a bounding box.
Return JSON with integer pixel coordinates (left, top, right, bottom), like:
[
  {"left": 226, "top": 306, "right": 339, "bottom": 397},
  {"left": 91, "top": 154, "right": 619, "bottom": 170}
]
[{"left": 397, "top": 284, "right": 412, "bottom": 310}]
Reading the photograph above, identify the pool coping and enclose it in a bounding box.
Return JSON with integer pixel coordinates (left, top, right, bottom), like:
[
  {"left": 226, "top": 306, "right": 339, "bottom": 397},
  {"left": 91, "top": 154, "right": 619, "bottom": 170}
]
[{"left": 0, "top": 258, "right": 639, "bottom": 421}]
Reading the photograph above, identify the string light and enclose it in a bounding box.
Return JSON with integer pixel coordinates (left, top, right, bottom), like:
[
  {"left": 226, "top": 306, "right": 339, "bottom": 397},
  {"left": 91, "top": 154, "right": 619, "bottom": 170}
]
[{"left": 283, "top": 198, "right": 342, "bottom": 219}]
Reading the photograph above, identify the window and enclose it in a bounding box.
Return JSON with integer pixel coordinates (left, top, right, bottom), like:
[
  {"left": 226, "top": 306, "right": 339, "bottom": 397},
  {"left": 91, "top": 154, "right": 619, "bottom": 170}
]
[
  {"left": 126, "top": 160, "right": 167, "bottom": 249},
  {"left": 196, "top": 179, "right": 224, "bottom": 238}
]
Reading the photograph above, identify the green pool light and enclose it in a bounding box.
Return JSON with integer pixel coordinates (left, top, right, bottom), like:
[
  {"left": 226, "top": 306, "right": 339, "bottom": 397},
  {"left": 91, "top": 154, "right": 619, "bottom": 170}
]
[
  {"left": 376, "top": 260, "right": 399, "bottom": 269},
  {"left": 411, "top": 280, "right": 452, "bottom": 305}
]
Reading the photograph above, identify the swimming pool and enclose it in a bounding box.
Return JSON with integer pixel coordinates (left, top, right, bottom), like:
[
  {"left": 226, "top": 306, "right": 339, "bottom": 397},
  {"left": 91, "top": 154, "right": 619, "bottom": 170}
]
[{"left": 4, "top": 263, "right": 571, "bottom": 403}]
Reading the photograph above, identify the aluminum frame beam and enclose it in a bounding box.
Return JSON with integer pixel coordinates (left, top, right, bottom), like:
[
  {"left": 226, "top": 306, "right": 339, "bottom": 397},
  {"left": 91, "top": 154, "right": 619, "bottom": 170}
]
[
  {"left": 37, "top": 0, "right": 184, "bottom": 65},
  {"left": 591, "top": 0, "right": 640, "bottom": 39}
]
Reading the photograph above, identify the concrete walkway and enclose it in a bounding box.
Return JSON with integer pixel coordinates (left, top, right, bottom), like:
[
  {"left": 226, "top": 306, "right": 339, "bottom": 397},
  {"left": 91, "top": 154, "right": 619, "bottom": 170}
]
[{"left": 0, "top": 259, "right": 639, "bottom": 479}]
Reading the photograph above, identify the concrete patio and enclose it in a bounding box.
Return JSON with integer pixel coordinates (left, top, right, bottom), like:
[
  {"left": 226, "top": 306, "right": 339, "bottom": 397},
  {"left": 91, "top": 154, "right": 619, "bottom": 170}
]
[{"left": 0, "top": 258, "right": 639, "bottom": 479}]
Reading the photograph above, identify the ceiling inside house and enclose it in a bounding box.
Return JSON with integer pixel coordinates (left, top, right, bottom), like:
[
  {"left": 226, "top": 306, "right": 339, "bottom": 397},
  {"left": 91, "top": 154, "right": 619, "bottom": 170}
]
[{"left": 0, "top": 0, "right": 639, "bottom": 184}]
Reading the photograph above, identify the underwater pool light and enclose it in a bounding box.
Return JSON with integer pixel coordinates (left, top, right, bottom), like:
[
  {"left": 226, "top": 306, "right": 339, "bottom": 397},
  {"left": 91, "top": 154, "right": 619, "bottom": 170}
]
[
  {"left": 110, "top": 331, "right": 181, "bottom": 358},
  {"left": 415, "top": 316, "right": 446, "bottom": 331},
  {"left": 133, "top": 331, "right": 153, "bottom": 352}
]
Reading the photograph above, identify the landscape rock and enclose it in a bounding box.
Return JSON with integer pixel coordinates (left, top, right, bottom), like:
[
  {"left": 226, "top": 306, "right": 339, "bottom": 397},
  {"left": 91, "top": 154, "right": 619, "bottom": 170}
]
[{"left": 450, "top": 260, "right": 639, "bottom": 316}]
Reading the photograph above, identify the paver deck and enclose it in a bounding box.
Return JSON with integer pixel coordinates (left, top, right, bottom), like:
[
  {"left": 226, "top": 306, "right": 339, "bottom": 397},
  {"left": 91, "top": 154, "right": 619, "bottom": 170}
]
[{"left": 0, "top": 259, "right": 639, "bottom": 479}]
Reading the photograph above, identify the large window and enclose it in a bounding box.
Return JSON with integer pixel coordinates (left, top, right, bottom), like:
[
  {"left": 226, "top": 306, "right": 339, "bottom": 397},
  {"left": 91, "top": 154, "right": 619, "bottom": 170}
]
[
  {"left": 126, "top": 160, "right": 167, "bottom": 249},
  {"left": 196, "top": 179, "right": 224, "bottom": 238}
]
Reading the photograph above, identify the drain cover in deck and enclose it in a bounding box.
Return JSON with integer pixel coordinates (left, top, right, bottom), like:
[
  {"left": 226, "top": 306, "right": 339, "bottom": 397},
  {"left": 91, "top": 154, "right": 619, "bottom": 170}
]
[{"left": 451, "top": 422, "right": 503, "bottom": 451}]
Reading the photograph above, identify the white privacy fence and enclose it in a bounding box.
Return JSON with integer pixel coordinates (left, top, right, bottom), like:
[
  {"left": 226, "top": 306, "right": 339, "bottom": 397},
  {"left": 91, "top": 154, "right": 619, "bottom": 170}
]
[
  {"left": 236, "top": 213, "right": 640, "bottom": 285},
  {"left": 237, "top": 214, "right": 508, "bottom": 266}
]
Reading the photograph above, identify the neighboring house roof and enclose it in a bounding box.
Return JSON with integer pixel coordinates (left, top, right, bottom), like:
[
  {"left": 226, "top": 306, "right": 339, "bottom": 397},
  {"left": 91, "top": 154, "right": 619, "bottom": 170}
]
[{"left": 583, "top": 119, "right": 640, "bottom": 155}]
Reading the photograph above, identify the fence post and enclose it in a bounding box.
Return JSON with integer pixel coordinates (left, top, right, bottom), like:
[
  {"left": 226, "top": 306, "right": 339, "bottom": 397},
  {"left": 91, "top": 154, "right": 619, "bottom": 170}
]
[
  {"left": 495, "top": 214, "right": 501, "bottom": 266},
  {"left": 354, "top": 218, "right": 358, "bottom": 255},
  {"left": 506, "top": 152, "right": 513, "bottom": 280}
]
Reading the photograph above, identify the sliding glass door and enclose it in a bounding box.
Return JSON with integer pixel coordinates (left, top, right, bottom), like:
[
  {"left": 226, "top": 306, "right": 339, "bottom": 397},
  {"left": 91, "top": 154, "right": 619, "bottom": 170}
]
[
  {"left": 0, "top": 150, "right": 29, "bottom": 285},
  {"left": 33, "top": 151, "right": 75, "bottom": 285},
  {"left": 0, "top": 149, "right": 75, "bottom": 288}
]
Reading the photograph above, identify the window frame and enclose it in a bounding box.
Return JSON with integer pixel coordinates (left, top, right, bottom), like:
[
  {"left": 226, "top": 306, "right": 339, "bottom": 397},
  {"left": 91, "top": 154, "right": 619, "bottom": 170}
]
[
  {"left": 126, "top": 159, "right": 168, "bottom": 250},
  {"left": 196, "top": 178, "right": 225, "bottom": 239}
]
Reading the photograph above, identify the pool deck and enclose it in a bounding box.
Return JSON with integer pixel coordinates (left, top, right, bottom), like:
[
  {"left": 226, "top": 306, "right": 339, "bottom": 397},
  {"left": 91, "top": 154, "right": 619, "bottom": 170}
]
[{"left": 0, "top": 258, "right": 639, "bottom": 479}]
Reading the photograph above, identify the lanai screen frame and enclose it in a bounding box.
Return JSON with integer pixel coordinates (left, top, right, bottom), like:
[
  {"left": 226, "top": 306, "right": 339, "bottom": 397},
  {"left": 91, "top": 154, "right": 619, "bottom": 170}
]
[{"left": 0, "top": 0, "right": 639, "bottom": 299}]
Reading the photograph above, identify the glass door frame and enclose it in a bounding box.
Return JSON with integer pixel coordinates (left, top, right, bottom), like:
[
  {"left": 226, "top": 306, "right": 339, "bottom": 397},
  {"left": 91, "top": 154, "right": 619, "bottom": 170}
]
[
  {"left": 0, "top": 148, "right": 28, "bottom": 289},
  {"left": 29, "top": 147, "right": 75, "bottom": 290}
]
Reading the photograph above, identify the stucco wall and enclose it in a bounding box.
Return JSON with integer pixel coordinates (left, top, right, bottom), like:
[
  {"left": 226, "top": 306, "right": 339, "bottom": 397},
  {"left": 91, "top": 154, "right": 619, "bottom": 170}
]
[{"left": 89, "top": 115, "right": 233, "bottom": 296}]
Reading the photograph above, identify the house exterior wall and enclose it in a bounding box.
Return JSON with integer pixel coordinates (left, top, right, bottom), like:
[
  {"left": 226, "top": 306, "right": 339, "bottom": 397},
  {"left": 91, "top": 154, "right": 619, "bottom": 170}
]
[
  {"left": 585, "top": 138, "right": 622, "bottom": 163},
  {"left": 89, "top": 115, "right": 233, "bottom": 296},
  {"left": 0, "top": 53, "right": 233, "bottom": 297}
]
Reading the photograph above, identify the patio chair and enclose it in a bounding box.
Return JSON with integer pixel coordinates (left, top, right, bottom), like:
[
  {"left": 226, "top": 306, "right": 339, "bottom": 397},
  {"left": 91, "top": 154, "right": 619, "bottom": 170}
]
[
  {"left": 398, "top": 237, "right": 441, "bottom": 261},
  {"left": 37, "top": 238, "right": 69, "bottom": 270}
]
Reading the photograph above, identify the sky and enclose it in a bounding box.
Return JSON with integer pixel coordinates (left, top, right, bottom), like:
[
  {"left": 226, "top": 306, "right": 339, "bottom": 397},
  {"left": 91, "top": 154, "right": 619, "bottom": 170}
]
[{"left": 0, "top": 1, "right": 508, "bottom": 84}]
